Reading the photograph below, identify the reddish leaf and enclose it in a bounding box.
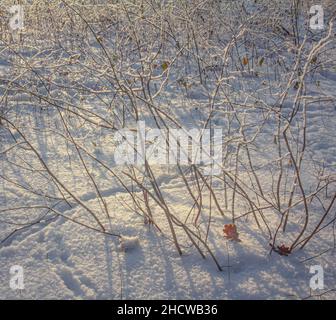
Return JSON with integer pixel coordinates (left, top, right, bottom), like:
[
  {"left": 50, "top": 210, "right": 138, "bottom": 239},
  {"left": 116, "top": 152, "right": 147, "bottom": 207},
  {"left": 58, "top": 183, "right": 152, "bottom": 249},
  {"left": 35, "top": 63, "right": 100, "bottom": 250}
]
[
  {"left": 223, "top": 224, "right": 240, "bottom": 241},
  {"left": 277, "top": 244, "right": 291, "bottom": 256}
]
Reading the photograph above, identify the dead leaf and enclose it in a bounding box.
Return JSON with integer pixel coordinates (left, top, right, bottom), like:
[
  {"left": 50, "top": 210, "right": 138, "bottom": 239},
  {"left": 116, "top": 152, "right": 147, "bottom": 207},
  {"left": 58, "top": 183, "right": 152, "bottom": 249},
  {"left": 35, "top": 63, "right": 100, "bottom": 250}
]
[
  {"left": 161, "top": 61, "right": 170, "bottom": 71},
  {"left": 310, "top": 56, "right": 317, "bottom": 64},
  {"left": 259, "top": 57, "right": 264, "bottom": 66},
  {"left": 277, "top": 244, "right": 291, "bottom": 256},
  {"left": 223, "top": 224, "right": 240, "bottom": 241}
]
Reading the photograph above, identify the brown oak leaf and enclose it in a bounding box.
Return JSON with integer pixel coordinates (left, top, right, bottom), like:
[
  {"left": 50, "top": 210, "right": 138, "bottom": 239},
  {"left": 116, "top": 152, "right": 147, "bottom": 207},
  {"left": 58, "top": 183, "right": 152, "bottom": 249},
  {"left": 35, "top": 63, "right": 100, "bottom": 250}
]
[{"left": 223, "top": 224, "right": 240, "bottom": 241}]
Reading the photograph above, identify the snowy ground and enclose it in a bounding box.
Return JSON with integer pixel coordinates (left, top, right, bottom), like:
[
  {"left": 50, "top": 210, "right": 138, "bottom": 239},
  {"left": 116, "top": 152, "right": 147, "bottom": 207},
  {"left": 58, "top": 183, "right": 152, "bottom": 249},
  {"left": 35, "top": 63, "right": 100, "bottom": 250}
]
[
  {"left": 0, "top": 187, "right": 335, "bottom": 300},
  {"left": 0, "top": 99, "right": 335, "bottom": 299},
  {"left": 0, "top": 0, "right": 336, "bottom": 300}
]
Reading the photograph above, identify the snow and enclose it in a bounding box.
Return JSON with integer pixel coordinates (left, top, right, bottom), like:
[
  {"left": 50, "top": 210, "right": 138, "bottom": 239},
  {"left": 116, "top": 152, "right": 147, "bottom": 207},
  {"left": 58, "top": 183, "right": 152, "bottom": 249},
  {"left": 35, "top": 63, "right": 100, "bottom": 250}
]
[{"left": 0, "top": 184, "right": 335, "bottom": 299}]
